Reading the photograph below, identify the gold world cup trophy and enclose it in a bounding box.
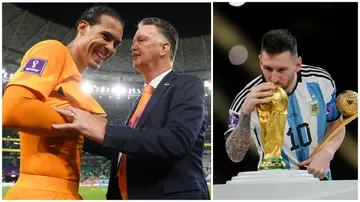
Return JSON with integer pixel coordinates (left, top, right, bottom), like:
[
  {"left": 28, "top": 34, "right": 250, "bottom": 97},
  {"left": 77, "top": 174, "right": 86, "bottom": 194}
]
[
  {"left": 256, "top": 88, "right": 358, "bottom": 171},
  {"left": 256, "top": 86, "right": 288, "bottom": 170},
  {"left": 310, "top": 90, "right": 358, "bottom": 157}
]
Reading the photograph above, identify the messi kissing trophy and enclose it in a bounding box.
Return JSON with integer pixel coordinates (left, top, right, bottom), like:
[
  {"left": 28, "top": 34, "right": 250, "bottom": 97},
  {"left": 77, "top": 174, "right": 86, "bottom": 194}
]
[
  {"left": 214, "top": 88, "right": 358, "bottom": 199},
  {"left": 227, "top": 86, "right": 319, "bottom": 185}
]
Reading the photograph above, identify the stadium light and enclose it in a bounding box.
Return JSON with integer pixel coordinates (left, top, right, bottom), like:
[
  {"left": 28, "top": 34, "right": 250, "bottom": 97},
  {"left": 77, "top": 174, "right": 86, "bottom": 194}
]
[
  {"left": 229, "top": 2, "right": 245, "bottom": 7},
  {"left": 100, "top": 86, "right": 106, "bottom": 93},
  {"left": 229, "top": 45, "right": 248, "bottom": 65},
  {"left": 109, "top": 96, "right": 112, "bottom": 99},
  {"left": 204, "top": 80, "right": 211, "bottom": 87},
  {"left": 99, "top": 96, "right": 102, "bottom": 99},
  {"left": 112, "top": 84, "right": 127, "bottom": 96},
  {"left": 81, "top": 81, "right": 93, "bottom": 94},
  {"left": 204, "top": 80, "right": 212, "bottom": 91}
]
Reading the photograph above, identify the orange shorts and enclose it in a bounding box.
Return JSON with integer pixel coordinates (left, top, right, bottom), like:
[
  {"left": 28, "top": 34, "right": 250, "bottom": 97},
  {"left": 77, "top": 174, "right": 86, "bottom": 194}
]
[{"left": 4, "top": 174, "right": 82, "bottom": 200}]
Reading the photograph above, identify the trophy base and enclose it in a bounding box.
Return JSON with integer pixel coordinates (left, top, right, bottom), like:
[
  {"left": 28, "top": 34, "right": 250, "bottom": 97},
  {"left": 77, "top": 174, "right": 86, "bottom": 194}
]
[
  {"left": 259, "top": 158, "right": 287, "bottom": 171},
  {"left": 226, "top": 170, "right": 320, "bottom": 184}
]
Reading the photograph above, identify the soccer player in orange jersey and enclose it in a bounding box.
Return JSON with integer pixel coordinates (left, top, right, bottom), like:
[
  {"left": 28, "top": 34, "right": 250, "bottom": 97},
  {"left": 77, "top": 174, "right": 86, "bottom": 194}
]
[{"left": 2, "top": 5, "right": 123, "bottom": 199}]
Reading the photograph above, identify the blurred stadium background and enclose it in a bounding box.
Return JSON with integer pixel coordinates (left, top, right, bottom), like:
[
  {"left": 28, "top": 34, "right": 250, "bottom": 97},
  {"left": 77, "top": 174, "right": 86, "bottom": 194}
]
[
  {"left": 213, "top": 2, "right": 358, "bottom": 184},
  {"left": 2, "top": 3, "right": 211, "bottom": 199}
]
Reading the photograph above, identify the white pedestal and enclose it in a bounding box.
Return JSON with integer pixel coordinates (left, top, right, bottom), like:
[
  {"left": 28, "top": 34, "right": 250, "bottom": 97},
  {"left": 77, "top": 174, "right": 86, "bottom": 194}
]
[
  {"left": 227, "top": 170, "right": 319, "bottom": 184},
  {"left": 214, "top": 170, "right": 358, "bottom": 199}
]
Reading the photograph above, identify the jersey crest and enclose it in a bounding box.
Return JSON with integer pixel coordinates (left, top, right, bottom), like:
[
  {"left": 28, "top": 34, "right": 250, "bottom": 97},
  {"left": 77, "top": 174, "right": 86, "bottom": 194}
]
[{"left": 308, "top": 100, "right": 320, "bottom": 116}]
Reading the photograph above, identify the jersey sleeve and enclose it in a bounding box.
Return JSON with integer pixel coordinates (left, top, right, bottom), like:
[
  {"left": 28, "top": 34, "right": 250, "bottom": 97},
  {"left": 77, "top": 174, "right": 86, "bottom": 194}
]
[
  {"left": 317, "top": 70, "right": 341, "bottom": 122},
  {"left": 224, "top": 110, "right": 240, "bottom": 139},
  {"left": 2, "top": 85, "right": 73, "bottom": 137},
  {"left": 6, "top": 40, "right": 67, "bottom": 102},
  {"left": 326, "top": 87, "right": 341, "bottom": 122},
  {"left": 224, "top": 76, "right": 263, "bottom": 140}
]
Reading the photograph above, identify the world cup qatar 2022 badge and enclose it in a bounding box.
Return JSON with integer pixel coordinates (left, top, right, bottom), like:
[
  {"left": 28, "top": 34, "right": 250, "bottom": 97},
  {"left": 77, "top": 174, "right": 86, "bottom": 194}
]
[
  {"left": 21, "top": 58, "right": 48, "bottom": 76},
  {"left": 308, "top": 99, "right": 319, "bottom": 116},
  {"left": 228, "top": 113, "right": 240, "bottom": 128}
]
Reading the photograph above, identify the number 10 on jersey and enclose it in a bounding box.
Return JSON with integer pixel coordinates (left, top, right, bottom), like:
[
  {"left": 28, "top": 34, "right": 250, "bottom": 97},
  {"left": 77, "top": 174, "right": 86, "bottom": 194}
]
[{"left": 287, "top": 123, "right": 312, "bottom": 151}]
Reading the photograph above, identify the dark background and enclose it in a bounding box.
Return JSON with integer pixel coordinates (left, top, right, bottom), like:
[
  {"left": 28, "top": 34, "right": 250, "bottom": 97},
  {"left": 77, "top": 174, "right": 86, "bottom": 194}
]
[
  {"left": 12, "top": 3, "right": 211, "bottom": 38},
  {"left": 213, "top": 2, "right": 358, "bottom": 184}
]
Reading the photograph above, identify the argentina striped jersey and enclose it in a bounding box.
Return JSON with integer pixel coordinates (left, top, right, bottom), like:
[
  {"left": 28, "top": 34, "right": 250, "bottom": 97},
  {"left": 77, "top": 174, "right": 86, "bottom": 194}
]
[{"left": 225, "top": 65, "right": 341, "bottom": 179}]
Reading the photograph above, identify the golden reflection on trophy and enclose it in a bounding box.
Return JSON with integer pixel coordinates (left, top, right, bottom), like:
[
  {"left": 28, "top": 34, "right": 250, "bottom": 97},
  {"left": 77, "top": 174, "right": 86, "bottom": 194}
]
[
  {"left": 256, "top": 86, "right": 288, "bottom": 170},
  {"left": 336, "top": 90, "right": 358, "bottom": 117}
]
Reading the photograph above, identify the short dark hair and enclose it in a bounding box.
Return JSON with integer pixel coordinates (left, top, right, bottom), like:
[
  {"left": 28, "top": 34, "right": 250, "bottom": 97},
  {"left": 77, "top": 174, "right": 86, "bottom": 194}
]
[
  {"left": 76, "top": 5, "right": 124, "bottom": 28},
  {"left": 138, "top": 17, "right": 179, "bottom": 61},
  {"left": 261, "top": 29, "right": 298, "bottom": 56}
]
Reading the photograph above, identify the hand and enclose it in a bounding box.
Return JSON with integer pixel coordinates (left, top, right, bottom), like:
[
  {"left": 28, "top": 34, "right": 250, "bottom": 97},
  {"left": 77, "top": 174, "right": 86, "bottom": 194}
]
[
  {"left": 52, "top": 106, "right": 107, "bottom": 144},
  {"left": 298, "top": 149, "right": 334, "bottom": 179},
  {"left": 241, "top": 82, "right": 276, "bottom": 115}
]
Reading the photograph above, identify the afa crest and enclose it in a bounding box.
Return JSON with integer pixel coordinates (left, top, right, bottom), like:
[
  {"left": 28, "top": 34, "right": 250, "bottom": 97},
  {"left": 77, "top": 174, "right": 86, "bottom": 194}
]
[{"left": 308, "top": 100, "right": 319, "bottom": 116}]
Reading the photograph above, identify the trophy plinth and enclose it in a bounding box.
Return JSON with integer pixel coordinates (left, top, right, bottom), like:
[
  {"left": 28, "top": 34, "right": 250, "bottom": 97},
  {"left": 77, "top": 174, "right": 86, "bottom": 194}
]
[
  {"left": 256, "top": 86, "right": 288, "bottom": 171},
  {"left": 226, "top": 170, "right": 319, "bottom": 184}
]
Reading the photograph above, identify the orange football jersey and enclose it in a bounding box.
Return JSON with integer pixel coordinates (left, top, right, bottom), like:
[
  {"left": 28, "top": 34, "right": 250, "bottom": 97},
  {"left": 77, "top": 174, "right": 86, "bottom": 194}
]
[{"left": 5, "top": 40, "right": 105, "bottom": 183}]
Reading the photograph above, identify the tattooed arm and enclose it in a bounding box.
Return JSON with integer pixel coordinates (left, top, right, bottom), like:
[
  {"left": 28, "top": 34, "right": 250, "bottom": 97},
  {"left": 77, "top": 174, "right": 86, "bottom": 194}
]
[
  {"left": 225, "top": 82, "right": 276, "bottom": 163},
  {"left": 225, "top": 112, "right": 251, "bottom": 163}
]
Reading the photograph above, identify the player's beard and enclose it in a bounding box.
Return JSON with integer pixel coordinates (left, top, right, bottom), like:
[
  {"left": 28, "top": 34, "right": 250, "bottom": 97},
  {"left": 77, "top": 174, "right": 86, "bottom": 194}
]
[
  {"left": 88, "top": 52, "right": 103, "bottom": 70},
  {"left": 88, "top": 63, "right": 100, "bottom": 70},
  {"left": 280, "top": 73, "right": 297, "bottom": 94}
]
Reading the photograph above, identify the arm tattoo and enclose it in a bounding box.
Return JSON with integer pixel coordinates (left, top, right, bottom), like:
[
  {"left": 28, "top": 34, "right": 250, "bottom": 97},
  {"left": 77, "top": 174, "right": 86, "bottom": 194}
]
[{"left": 225, "top": 113, "right": 251, "bottom": 162}]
